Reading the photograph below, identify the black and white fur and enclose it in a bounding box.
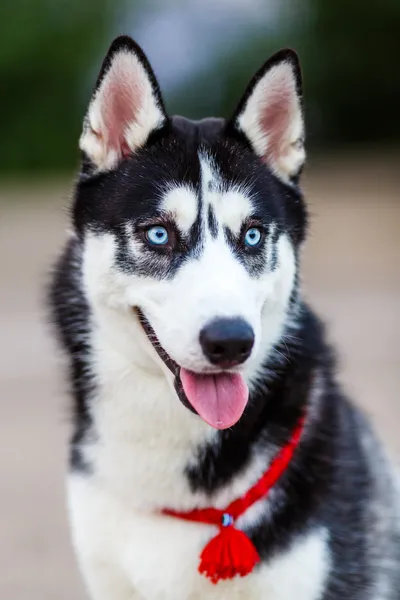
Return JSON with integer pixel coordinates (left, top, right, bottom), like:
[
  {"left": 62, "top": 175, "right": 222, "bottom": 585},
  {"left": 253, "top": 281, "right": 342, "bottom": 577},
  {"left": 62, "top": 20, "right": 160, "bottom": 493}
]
[{"left": 49, "top": 36, "right": 400, "bottom": 599}]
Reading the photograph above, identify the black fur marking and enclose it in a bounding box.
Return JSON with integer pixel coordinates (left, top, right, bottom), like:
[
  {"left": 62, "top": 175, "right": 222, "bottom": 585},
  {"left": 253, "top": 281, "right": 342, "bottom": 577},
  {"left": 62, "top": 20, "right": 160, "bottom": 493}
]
[
  {"left": 207, "top": 204, "right": 218, "bottom": 238},
  {"left": 269, "top": 223, "right": 280, "bottom": 271},
  {"left": 47, "top": 238, "right": 94, "bottom": 472}
]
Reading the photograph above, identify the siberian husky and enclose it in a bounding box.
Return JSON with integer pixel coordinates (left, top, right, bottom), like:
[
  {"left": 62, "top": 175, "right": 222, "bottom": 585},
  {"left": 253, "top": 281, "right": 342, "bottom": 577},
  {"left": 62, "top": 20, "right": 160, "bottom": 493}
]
[{"left": 49, "top": 36, "right": 400, "bottom": 599}]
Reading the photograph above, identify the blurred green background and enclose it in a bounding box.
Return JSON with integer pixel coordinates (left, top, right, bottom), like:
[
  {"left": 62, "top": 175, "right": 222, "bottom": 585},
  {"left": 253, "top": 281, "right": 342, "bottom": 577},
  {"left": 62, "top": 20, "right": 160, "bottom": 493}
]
[{"left": 2, "top": 0, "right": 400, "bottom": 175}]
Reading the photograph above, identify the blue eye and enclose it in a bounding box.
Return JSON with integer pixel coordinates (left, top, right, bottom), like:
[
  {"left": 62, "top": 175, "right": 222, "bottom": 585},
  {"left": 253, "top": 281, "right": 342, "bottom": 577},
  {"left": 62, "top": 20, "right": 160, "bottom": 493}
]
[
  {"left": 244, "top": 227, "right": 262, "bottom": 247},
  {"left": 146, "top": 226, "right": 169, "bottom": 246}
]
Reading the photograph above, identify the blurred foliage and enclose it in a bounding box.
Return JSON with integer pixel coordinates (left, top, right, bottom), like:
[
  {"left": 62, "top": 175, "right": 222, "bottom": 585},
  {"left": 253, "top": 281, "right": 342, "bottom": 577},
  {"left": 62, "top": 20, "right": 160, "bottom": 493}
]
[
  {"left": 302, "top": 0, "right": 400, "bottom": 146},
  {"left": 1, "top": 0, "right": 399, "bottom": 174},
  {"left": 0, "top": 0, "right": 114, "bottom": 174},
  {"left": 171, "top": 0, "right": 400, "bottom": 149}
]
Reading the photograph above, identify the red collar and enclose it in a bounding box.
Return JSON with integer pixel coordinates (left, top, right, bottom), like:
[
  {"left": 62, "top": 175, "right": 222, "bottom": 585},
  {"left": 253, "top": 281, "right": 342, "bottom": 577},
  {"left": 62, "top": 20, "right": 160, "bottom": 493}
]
[{"left": 162, "top": 415, "right": 305, "bottom": 584}]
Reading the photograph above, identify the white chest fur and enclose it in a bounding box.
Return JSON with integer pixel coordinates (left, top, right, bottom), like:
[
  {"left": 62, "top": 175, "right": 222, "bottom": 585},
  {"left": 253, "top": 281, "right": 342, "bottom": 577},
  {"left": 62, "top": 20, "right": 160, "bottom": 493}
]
[{"left": 68, "top": 473, "right": 329, "bottom": 600}]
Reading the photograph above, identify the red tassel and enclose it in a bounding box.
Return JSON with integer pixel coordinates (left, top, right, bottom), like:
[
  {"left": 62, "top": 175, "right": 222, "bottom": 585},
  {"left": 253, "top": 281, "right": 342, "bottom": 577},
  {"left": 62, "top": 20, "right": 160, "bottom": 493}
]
[{"left": 198, "top": 525, "right": 260, "bottom": 584}]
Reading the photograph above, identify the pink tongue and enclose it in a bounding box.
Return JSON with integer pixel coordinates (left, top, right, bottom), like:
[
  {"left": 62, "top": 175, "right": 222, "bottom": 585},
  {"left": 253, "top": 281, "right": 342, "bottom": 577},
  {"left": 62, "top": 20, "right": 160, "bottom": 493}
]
[{"left": 180, "top": 368, "right": 249, "bottom": 430}]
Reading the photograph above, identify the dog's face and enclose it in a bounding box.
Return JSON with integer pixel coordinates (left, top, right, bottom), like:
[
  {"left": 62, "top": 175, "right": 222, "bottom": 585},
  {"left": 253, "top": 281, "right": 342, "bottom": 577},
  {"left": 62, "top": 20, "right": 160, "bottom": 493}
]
[{"left": 75, "top": 36, "right": 307, "bottom": 429}]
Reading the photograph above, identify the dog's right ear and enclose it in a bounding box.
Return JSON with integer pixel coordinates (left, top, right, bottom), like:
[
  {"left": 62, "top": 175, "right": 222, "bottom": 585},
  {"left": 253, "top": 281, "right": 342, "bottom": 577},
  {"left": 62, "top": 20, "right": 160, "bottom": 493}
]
[
  {"left": 80, "top": 36, "right": 167, "bottom": 172},
  {"left": 230, "top": 49, "right": 305, "bottom": 184}
]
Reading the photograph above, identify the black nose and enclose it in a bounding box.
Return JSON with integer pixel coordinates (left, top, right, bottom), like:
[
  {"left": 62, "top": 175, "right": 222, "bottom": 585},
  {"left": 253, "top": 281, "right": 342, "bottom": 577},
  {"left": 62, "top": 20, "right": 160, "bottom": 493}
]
[{"left": 200, "top": 318, "right": 255, "bottom": 367}]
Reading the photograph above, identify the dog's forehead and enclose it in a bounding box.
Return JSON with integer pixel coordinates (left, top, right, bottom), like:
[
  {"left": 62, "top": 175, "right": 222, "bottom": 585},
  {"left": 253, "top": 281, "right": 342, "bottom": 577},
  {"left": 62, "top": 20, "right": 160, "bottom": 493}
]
[{"left": 160, "top": 154, "right": 253, "bottom": 235}]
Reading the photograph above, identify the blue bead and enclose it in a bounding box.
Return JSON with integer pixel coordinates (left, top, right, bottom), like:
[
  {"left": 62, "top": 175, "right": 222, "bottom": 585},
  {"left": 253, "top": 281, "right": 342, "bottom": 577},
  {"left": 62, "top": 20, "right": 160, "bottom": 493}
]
[{"left": 221, "top": 513, "right": 233, "bottom": 527}]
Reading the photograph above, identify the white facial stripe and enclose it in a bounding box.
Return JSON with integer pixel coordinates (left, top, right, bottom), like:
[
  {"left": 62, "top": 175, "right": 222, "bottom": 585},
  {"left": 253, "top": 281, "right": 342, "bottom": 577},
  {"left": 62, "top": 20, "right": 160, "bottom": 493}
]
[
  {"left": 199, "top": 154, "right": 253, "bottom": 237},
  {"left": 160, "top": 185, "right": 198, "bottom": 233},
  {"left": 213, "top": 189, "right": 253, "bottom": 236},
  {"left": 199, "top": 154, "right": 220, "bottom": 238},
  {"left": 199, "top": 153, "right": 220, "bottom": 192}
]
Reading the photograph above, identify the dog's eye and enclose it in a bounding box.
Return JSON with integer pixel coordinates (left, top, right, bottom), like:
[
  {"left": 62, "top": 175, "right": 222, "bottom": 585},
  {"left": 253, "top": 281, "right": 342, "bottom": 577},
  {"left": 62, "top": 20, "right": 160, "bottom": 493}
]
[
  {"left": 145, "top": 226, "right": 169, "bottom": 246},
  {"left": 244, "top": 227, "right": 262, "bottom": 247}
]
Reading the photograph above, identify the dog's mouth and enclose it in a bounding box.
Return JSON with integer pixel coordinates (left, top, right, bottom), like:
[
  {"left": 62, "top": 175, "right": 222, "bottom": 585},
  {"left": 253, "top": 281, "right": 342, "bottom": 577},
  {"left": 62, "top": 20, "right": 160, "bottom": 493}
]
[{"left": 135, "top": 308, "right": 249, "bottom": 430}]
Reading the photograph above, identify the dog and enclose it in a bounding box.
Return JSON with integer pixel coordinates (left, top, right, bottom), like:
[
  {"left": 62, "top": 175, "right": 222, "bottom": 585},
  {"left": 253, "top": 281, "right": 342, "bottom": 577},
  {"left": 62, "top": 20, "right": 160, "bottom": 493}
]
[{"left": 49, "top": 35, "right": 400, "bottom": 599}]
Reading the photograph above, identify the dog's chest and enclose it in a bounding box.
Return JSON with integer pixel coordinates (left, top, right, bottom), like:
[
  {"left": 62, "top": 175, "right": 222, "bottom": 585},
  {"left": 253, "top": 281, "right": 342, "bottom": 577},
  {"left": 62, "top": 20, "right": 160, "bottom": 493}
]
[{"left": 69, "top": 475, "right": 329, "bottom": 600}]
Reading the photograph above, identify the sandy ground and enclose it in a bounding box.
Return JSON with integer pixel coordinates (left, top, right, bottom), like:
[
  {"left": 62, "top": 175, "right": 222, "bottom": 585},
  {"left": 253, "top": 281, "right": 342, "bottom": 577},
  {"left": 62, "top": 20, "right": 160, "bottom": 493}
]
[{"left": 0, "top": 156, "right": 399, "bottom": 599}]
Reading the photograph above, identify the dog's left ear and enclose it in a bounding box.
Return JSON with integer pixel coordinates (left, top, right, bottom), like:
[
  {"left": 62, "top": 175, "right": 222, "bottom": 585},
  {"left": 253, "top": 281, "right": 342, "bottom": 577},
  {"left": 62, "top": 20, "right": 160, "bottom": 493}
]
[
  {"left": 80, "top": 36, "right": 167, "bottom": 172},
  {"left": 231, "top": 49, "right": 305, "bottom": 183}
]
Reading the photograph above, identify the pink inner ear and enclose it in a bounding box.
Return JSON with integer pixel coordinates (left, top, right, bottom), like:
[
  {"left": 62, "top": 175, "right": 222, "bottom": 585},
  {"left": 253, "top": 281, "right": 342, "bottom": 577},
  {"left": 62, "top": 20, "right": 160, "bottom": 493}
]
[
  {"left": 100, "top": 58, "right": 145, "bottom": 157},
  {"left": 259, "top": 70, "right": 298, "bottom": 166}
]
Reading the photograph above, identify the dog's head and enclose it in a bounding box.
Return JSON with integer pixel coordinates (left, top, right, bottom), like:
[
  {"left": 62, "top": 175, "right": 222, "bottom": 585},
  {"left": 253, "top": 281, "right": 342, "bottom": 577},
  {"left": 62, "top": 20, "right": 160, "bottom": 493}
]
[{"left": 75, "top": 36, "right": 307, "bottom": 430}]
